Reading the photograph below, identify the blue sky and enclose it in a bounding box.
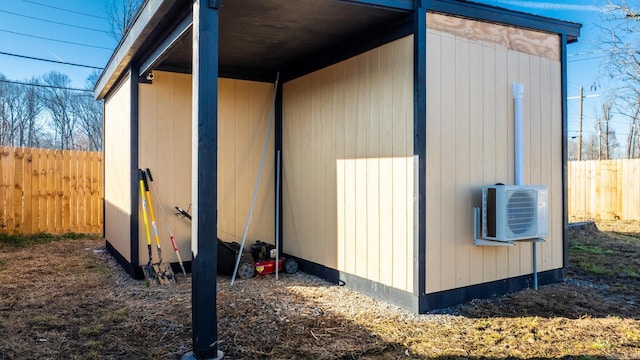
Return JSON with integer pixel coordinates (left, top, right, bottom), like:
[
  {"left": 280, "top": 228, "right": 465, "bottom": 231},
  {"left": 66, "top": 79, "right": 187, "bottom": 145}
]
[
  {"left": 0, "top": 0, "right": 115, "bottom": 89},
  {"left": 0, "top": 0, "right": 621, "bottom": 139},
  {"left": 475, "top": 0, "right": 622, "bottom": 143}
]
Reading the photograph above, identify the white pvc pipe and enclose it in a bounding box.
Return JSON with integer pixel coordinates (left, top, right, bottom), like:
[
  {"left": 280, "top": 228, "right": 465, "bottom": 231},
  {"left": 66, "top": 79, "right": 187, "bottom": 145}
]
[
  {"left": 513, "top": 82, "right": 538, "bottom": 291},
  {"left": 513, "top": 83, "right": 524, "bottom": 186}
]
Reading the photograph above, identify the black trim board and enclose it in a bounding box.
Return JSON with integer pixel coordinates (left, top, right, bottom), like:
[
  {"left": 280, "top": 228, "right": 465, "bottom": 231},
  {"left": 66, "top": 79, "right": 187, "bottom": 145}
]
[
  {"left": 419, "top": 268, "right": 565, "bottom": 311},
  {"left": 413, "top": 5, "right": 427, "bottom": 301},
  {"left": 421, "top": 0, "right": 581, "bottom": 42},
  {"left": 129, "top": 65, "right": 140, "bottom": 276},
  {"left": 290, "top": 255, "right": 564, "bottom": 313},
  {"left": 275, "top": 81, "right": 284, "bottom": 254},
  {"left": 106, "top": 240, "right": 144, "bottom": 279},
  {"left": 337, "top": 0, "right": 414, "bottom": 11},
  {"left": 105, "top": 240, "right": 192, "bottom": 279},
  {"left": 561, "top": 33, "right": 570, "bottom": 269}
]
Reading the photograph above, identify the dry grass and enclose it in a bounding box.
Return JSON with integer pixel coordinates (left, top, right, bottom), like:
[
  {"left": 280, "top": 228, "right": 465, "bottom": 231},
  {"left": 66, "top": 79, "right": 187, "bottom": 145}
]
[{"left": 0, "top": 220, "right": 638, "bottom": 359}]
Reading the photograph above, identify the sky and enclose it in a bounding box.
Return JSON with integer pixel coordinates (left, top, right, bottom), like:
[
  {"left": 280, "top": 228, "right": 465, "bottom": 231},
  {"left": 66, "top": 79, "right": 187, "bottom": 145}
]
[
  {"left": 0, "top": 0, "right": 626, "bottom": 142},
  {"left": 474, "top": 0, "right": 626, "bottom": 148},
  {"left": 0, "top": 0, "right": 116, "bottom": 90}
]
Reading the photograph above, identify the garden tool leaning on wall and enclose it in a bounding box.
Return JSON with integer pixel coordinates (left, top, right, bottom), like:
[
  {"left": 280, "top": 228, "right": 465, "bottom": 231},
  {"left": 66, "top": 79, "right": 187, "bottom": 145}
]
[
  {"left": 139, "top": 169, "right": 158, "bottom": 283},
  {"left": 141, "top": 169, "right": 176, "bottom": 284},
  {"left": 146, "top": 168, "right": 187, "bottom": 276}
]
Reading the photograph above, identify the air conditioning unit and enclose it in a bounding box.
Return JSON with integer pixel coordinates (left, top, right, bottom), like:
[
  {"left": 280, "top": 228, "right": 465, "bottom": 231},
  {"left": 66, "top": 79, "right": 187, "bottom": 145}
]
[{"left": 482, "top": 185, "right": 548, "bottom": 242}]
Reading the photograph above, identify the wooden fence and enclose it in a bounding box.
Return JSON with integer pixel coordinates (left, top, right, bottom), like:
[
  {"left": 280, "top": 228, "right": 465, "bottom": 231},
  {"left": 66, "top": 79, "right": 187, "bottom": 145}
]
[
  {"left": 568, "top": 159, "right": 640, "bottom": 221},
  {"left": 0, "top": 146, "right": 103, "bottom": 234}
]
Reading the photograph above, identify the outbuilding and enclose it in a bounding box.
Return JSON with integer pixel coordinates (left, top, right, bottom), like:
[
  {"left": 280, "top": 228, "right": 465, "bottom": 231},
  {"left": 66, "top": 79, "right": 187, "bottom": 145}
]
[{"left": 95, "top": 0, "right": 580, "bottom": 357}]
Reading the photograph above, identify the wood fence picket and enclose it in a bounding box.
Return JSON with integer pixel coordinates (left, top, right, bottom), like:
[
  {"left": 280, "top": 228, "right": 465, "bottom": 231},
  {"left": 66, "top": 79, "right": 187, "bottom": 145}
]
[
  {"left": 0, "top": 146, "right": 103, "bottom": 234},
  {"left": 568, "top": 159, "right": 640, "bottom": 220}
]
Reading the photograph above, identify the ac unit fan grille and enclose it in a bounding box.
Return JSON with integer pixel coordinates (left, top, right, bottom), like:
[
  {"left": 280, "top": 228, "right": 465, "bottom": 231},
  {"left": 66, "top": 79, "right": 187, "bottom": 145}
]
[{"left": 506, "top": 190, "right": 536, "bottom": 235}]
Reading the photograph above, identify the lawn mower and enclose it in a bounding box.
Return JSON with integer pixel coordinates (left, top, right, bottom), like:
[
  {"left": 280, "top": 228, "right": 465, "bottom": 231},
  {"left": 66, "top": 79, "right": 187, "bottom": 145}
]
[
  {"left": 174, "top": 207, "right": 298, "bottom": 279},
  {"left": 249, "top": 241, "right": 298, "bottom": 276}
]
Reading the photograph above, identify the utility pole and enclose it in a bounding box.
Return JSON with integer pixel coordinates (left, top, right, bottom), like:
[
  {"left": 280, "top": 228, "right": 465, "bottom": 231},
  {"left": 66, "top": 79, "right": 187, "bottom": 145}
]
[
  {"left": 568, "top": 86, "right": 599, "bottom": 161},
  {"left": 597, "top": 116, "right": 602, "bottom": 160},
  {"left": 578, "top": 85, "right": 583, "bottom": 161}
]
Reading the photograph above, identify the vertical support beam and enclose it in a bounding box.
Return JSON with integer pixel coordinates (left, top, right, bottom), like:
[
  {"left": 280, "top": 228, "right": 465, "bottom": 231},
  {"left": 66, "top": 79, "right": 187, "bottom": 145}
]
[
  {"left": 129, "top": 64, "right": 140, "bottom": 278},
  {"left": 189, "top": 0, "right": 220, "bottom": 358},
  {"left": 274, "top": 80, "right": 283, "bottom": 252},
  {"left": 560, "top": 33, "right": 569, "bottom": 270},
  {"left": 413, "top": 4, "right": 428, "bottom": 312}
]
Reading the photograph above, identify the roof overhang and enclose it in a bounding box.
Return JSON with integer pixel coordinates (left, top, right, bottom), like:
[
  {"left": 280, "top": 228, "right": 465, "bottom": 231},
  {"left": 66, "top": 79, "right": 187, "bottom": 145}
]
[{"left": 94, "top": 0, "right": 581, "bottom": 100}]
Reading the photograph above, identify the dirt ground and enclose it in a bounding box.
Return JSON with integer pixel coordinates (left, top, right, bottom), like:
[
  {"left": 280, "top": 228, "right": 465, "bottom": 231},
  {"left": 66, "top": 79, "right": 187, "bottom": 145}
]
[{"left": 0, "top": 220, "right": 638, "bottom": 359}]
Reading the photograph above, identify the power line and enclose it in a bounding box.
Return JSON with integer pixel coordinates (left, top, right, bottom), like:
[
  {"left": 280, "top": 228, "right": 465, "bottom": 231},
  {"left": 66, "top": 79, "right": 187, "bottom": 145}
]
[
  {"left": 0, "top": 51, "right": 104, "bottom": 70},
  {"left": 568, "top": 54, "right": 610, "bottom": 63},
  {"left": 21, "top": 0, "right": 107, "bottom": 20},
  {"left": 0, "top": 28, "right": 112, "bottom": 50},
  {"left": 0, "top": 78, "right": 93, "bottom": 93},
  {"left": 0, "top": 9, "right": 106, "bottom": 33}
]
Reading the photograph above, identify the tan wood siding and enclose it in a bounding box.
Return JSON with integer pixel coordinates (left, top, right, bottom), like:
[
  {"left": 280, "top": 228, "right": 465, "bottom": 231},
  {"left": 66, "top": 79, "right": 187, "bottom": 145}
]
[
  {"left": 217, "top": 78, "right": 276, "bottom": 246},
  {"left": 425, "top": 20, "right": 563, "bottom": 293},
  {"left": 283, "top": 36, "right": 414, "bottom": 292},
  {"left": 138, "top": 71, "right": 192, "bottom": 265},
  {"left": 136, "top": 72, "right": 275, "bottom": 265},
  {"left": 104, "top": 75, "right": 132, "bottom": 261}
]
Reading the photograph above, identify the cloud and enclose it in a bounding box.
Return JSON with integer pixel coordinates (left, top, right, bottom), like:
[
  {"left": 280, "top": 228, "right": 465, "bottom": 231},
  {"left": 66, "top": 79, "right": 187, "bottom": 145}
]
[{"left": 492, "top": 0, "right": 604, "bottom": 13}]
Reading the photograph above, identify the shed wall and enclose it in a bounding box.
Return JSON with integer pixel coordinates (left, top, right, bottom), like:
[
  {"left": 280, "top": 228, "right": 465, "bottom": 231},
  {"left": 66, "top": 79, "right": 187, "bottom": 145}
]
[
  {"left": 425, "top": 15, "right": 563, "bottom": 293},
  {"left": 136, "top": 72, "right": 275, "bottom": 265},
  {"left": 283, "top": 36, "right": 415, "bottom": 292},
  {"left": 104, "top": 75, "right": 132, "bottom": 260},
  {"left": 138, "top": 71, "right": 193, "bottom": 264}
]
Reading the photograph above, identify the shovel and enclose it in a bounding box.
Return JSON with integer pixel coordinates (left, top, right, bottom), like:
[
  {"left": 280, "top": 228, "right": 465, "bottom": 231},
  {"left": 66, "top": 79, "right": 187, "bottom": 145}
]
[
  {"left": 146, "top": 168, "right": 187, "bottom": 276},
  {"left": 141, "top": 170, "right": 176, "bottom": 284},
  {"left": 138, "top": 169, "right": 158, "bottom": 283}
]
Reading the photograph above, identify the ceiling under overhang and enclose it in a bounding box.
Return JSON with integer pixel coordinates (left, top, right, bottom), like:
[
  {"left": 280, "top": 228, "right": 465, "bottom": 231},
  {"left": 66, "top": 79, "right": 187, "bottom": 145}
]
[{"left": 153, "top": 0, "right": 410, "bottom": 76}]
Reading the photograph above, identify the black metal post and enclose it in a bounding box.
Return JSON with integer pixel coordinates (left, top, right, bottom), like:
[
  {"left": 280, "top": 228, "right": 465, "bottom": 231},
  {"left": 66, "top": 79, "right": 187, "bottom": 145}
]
[
  {"left": 129, "top": 64, "right": 140, "bottom": 278},
  {"left": 413, "top": 3, "right": 428, "bottom": 312},
  {"left": 188, "top": 0, "right": 220, "bottom": 358}
]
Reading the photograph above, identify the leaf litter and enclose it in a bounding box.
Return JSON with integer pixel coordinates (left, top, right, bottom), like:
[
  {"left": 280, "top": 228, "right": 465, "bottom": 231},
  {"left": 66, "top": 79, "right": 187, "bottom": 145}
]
[{"left": 0, "top": 219, "right": 638, "bottom": 359}]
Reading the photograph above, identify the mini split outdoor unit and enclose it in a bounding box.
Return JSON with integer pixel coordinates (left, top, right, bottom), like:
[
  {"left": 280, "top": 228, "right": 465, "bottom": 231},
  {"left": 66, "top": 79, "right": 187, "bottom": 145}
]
[{"left": 482, "top": 185, "right": 549, "bottom": 242}]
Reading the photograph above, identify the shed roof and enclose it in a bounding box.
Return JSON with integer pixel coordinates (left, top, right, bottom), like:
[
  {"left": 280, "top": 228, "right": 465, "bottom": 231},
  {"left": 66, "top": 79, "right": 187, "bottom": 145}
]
[{"left": 94, "top": 0, "right": 581, "bottom": 100}]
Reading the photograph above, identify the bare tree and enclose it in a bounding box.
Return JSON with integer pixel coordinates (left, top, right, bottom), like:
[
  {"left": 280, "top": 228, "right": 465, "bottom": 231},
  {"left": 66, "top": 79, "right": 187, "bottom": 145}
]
[
  {"left": 105, "top": 0, "right": 144, "bottom": 42},
  {"left": 0, "top": 75, "right": 46, "bottom": 147},
  {"left": 72, "top": 97, "right": 102, "bottom": 151},
  {"left": 41, "top": 72, "right": 78, "bottom": 150},
  {"left": 600, "top": 0, "right": 640, "bottom": 158}
]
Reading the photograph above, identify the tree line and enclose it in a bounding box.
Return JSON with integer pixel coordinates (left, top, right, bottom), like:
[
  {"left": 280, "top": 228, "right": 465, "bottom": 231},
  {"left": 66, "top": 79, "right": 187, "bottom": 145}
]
[{"left": 0, "top": 71, "right": 102, "bottom": 151}]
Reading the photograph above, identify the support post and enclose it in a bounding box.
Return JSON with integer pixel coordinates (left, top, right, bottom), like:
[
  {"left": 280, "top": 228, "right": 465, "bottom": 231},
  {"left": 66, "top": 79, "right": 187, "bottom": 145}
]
[
  {"left": 184, "top": 0, "right": 221, "bottom": 359},
  {"left": 577, "top": 85, "right": 583, "bottom": 161},
  {"left": 414, "top": 4, "right": 427, "bottom": 312},
  {"left": 129, "top": 64, "right": 140, "bottom": 278}
]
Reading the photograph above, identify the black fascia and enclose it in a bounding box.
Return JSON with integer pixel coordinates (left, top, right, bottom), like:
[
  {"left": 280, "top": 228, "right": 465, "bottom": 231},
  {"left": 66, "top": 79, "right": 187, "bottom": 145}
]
[
  {"left": 421, "top": 0, "right": 581, "bottom": 42},
  {"left": 129, "top": 64, "right": 140, "bottom": 278},
  {"left": 132, "top": 2, "right": 192, "bottom": 76},
  {"left": 282, "top": 14, "right": 413, "bottom": 82},
  {"left": 334, "top": 0, "right": 415, "bottom": 11},
  {"left": 561, "top": 33, "right": 569, "bottom": 269},
  {"left": 414, "top": 5, "right": 428, "bottom": 308}
]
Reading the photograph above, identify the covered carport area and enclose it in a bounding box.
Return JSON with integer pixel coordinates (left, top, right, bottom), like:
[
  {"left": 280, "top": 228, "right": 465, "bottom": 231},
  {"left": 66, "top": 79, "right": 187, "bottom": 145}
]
[{"left": 94, "top": 0, "right": 417, "bottom": 358}]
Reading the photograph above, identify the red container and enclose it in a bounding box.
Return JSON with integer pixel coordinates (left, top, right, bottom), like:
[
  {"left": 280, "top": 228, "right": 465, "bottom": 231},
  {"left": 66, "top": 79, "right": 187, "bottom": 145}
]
[{"left": 254, "top": 259, "right": 283, "bottom": 275}]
